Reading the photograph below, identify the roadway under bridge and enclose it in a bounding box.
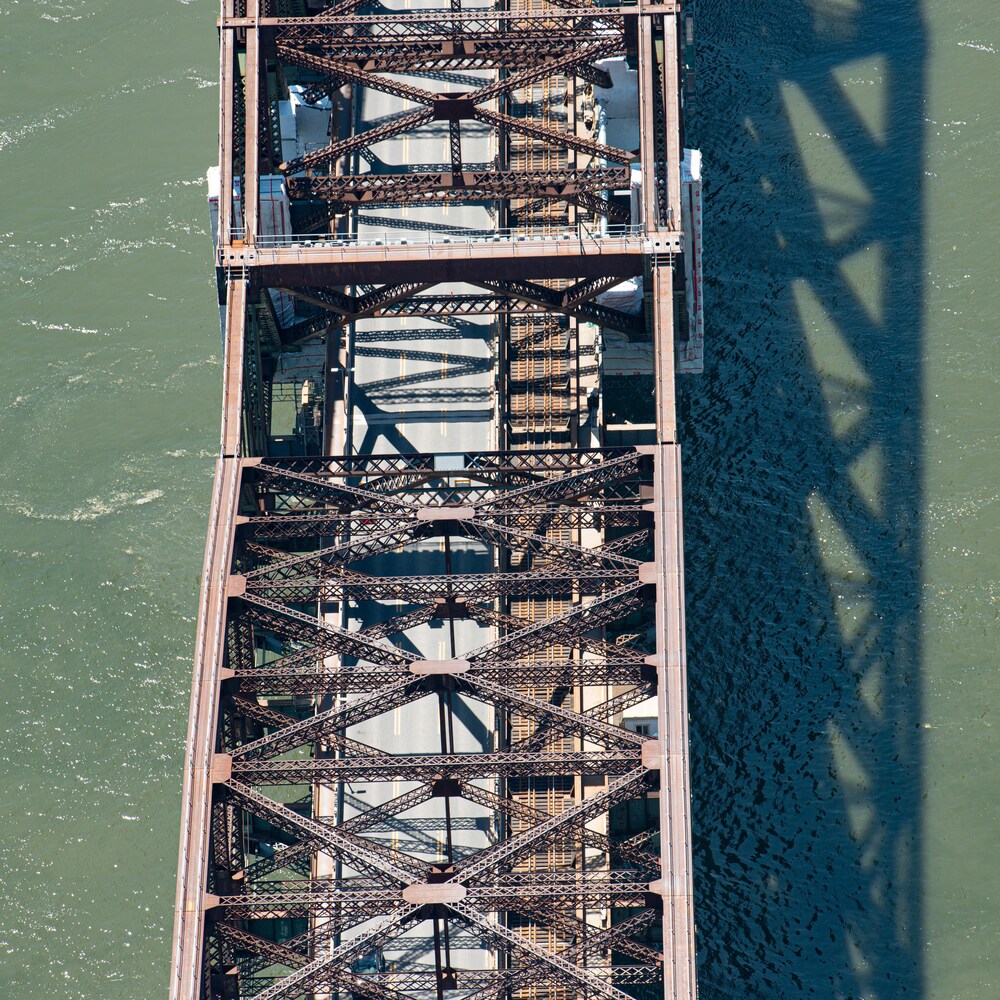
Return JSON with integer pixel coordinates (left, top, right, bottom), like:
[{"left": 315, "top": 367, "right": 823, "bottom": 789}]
[{"left": 171, "top": 2, "right": 699, "bottom": 998}]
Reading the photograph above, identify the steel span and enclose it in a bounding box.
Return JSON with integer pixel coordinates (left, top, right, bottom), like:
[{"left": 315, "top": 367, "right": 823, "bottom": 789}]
[{"left": 172, "top": 2, "right": 698, "bottom": 998}]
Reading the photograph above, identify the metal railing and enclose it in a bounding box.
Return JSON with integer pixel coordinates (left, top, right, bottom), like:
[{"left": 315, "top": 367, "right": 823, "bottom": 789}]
[{"left": 239, "top": 223, "right": 646, "bottom": 250}]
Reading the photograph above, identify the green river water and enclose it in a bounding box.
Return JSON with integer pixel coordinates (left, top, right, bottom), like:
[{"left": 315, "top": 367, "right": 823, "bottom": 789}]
[{"left": 0, "top": 1, "right": 996, "bottom": 997}]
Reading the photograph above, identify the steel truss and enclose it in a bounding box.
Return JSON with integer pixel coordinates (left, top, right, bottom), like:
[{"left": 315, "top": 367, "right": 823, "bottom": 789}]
[
  {"left": 274, "top": 30, "right": 630, "bottom": 195},
  {"left": 173, "top": 1, "right": 696, "bottom": 998},
  {"left": 278, "top": 275, "right": 643, "bottom": 344},
  {"left": 195, "top": 451, "right": 680, "bottom": 999}
]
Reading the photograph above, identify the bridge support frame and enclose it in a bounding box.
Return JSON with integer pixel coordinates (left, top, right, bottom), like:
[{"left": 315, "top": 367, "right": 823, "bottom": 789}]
[{"left": 171, "top": 2, "right": 697, "bottom": 998}]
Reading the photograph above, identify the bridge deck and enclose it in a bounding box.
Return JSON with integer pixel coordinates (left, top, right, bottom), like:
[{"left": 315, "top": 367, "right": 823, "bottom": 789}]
[{"left": 171, "top": 1, "right": 698, "bottom": 997}]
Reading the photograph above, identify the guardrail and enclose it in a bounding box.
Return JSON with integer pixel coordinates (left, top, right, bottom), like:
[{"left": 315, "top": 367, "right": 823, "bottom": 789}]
[{"left": 238, "top": 224, "right": 646, "bottom": 250}]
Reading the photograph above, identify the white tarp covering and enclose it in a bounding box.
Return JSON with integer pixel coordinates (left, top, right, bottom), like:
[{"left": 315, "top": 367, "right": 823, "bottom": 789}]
[
  {"left": 285, "top": 85, "right": 333, "bottom": 168},
  {"left": 596, "top": 276, "right": 644, "bottom": 316},
  {"left": 678, "top": 149, "right": 704, "bottom": 373},
  {"left": 592, "top": 57, "right": 639, "bottom": 152},
  {"left": 207, "top": 169, "right": 294, "bottom": 324},
  {"left": 259, "top": 175, "right": 296, "bottom": 326},
  {"left": 207, "top": 165, "right": 243, "bottom": 245}
]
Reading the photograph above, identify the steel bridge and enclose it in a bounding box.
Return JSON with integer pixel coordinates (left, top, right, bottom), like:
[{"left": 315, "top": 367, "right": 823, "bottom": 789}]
[{"left": 171, "top": 2, "right": 697, "bottom": 998}]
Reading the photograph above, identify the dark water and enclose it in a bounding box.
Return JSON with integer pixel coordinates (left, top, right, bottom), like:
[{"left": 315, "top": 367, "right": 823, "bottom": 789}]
[
  {"left": 684, "top": 1, "right": 999, "bottom": 997},
  {"left": 0, "top": 0, "right": 997, "bottom": 997}
]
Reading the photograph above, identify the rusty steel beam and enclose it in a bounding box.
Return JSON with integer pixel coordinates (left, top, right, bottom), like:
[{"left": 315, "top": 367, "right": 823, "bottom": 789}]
[
  {"left": 227, "top": 680, "right": 422, "bottom": 761},
  {"left": 239, "top": 472, "right": 648, "bottom": 521},
  {"left": 229, "top": 658, "right": 649, "bottom": 697},
  {"left": 224, "top": 779, "right": 423, "bottom": 882},
  {"left": 276, "top": 34, "right": 624, "bottom": 181},
  {"left": 240, "top": 967, "right": 665, "bottom": 991},
  {"left": 452, "top": 769, "right": 649, "bottom": 881},
  {"left": 230, "top": 748, "right": 641, "bottom": 784},
  {"left": 460, "top": 782, "right": 658, "bottom": 870},
  {"left": 246, "top": 567, "right": 638, "bottom": 603},
  {"left": 243, "top": 906, "right": 425, "bottom": 1000},
  {"left": 275, "top": 9, "right": 627, "bottom": 41},
  {"left": 277, "top": 44, "right": 438, "bottom": 110},
  {"left": 291, "top": 288, "right": 628, "bottom": 333},
  {"left": 221, "top": 237, "right": 655, "bottom": 287},
  {"left": 474, "top": 107, "right": 635, "bottom": 164},
  {"left": 252, "top": 444, "right": 638, "bottom": 476},
  {"left": 477, "top": 276, "right": 646, "bottom": 336},
  {"left": 449, "top": 901, "right": 637, "bottom": 1000},
  {"left": 464, "top": 37, "right": 624, "bottom": 105},
  {"left": 286, "top": 166, "right": 631, "bottom": 205},
  {"left": 460, "top": 910, "right": 662, "bottom": 1000},
  {"left": 278, "top": 32, "right": 614, "bottom": 74},
  {"left": 245, "top": 517, "right": 643, "bottom": 579},
  {"left": 280, "top": 105, "right": 436, "bottom": 174}
]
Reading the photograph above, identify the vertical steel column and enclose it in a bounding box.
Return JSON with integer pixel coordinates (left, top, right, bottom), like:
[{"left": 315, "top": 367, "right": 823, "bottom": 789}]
[
  {"left": 218, "top": 0, "right": 237, "bottom": 250},
  {"left": 644, "top": 31, "right": 698, "bottom": 985},
  {"left": 646, "top": 443, "right": 697, "bottom": 1000},
  {"left": 651, "top": 263, "right": 678, "bottom": 444},
  {"left": 660, "top": 9, "right": 683, "bottom": 230},
  {"left": 170, "top": 283, "right": 247, "bottom": 1000},
  {"left": 637, "top": 12, "right": 661, "bottom": 231},
  {"left": 242, "top": 0, "right": 260, "bottom": 246}
]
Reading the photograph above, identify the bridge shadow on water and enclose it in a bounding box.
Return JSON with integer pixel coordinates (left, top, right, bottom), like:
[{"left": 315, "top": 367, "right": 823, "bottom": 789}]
[{"left": 681, "top": 1, "right": 926, "bottom": 996}]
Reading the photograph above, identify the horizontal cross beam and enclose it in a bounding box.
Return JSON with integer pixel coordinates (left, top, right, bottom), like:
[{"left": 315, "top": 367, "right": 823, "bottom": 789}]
[
  {"left": 231, "top": 748, "right": 641, "bottom": 783},
  {"left": 287, "top": 167, "right": 631, "bottom": 205}
]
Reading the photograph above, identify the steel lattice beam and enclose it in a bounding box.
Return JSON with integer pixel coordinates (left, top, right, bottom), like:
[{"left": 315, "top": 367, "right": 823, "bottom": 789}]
[
  {"left": 205, "top": 447, "right": 674, "bottom": 999},
  {"left": 229, "top": 658, "right": 649, "bottom": 696},
  {"left": 230, "top": 748, "right": 642, "bottom": 784},
  {"left": 278, "top": 31, "right": 614, "bottom": 75},
  {"left": 287, "top": 166, "right": 631, "bottom": 205}
]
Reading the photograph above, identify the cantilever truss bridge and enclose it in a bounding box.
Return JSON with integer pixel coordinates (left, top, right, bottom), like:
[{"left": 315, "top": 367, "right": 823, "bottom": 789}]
[{"left": 171, "top": 1, "right": 697, "bottom": 999}]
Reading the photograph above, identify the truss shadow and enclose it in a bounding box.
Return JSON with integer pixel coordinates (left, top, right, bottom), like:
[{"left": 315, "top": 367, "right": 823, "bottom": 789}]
[{"left": 682, "top": 1, "right": 926, "bottom": 997}]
